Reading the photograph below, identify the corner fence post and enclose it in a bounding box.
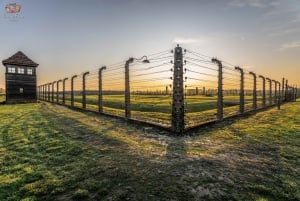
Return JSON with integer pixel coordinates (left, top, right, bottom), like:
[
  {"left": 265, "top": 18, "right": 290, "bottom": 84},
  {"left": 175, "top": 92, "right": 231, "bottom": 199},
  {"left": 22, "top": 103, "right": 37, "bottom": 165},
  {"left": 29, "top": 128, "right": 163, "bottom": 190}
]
[
  {"left": 57, "top": 80, "right": 62, "bottom": 103},
  {"left": 82, "top": 72, "right": 89, "bottom": 109},
  {"left": 212, "top": 58, "right": 223, "bottom": 121},
  {"left": 125, "top": 58, "right": 134, "bottom": 119},
  {"left": 266, "top": 78, "right": 272, "bottom": 105},
  {"left": 98, "top": 66, "right": 106, "bottom": 113},
  {"left": 62, "top": 78, "right": 68, "bottom": 104},
  {"left": 171, "top": 45, "right": 185, "bottom": 134},
  {"left": 52, "top": 81, "right": 56, "bottom": 103},
  {"left": 71, "top": 75, "right": 77, "bottom": 107},
  {"left": 249, "top": 72, "right": 257, "bottom": 110},
  {"left": 235, "top": 66, "right": 244, "bottom": 114}
]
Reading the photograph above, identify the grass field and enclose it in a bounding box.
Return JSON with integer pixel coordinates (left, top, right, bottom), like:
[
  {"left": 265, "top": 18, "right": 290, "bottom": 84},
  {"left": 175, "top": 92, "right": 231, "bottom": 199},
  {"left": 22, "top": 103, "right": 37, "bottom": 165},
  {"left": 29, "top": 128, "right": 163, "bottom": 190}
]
[
  {"left": 0, "top": 94, "right": 5, "bottom": 102},
  {"left": 51, "top": 94, "right": 261, "bottom": 127},
  {"left": 0, "top": 100, "right": 299, "bottom": 200}
]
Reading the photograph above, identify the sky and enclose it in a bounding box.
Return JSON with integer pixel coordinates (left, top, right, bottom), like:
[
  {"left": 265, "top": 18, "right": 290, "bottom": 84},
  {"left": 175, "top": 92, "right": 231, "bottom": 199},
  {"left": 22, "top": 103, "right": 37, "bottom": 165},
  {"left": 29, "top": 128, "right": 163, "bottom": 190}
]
[{"left": 0, "top": 0, "right": 299, "bottom": 89}]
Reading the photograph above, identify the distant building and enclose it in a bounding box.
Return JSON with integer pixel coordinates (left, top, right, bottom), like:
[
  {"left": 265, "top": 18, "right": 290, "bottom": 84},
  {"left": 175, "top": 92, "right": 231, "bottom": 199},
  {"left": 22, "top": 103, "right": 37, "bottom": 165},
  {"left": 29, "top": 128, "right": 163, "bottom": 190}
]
[{"left": 2, "top": 51, "right": 39, "bottom": 103}]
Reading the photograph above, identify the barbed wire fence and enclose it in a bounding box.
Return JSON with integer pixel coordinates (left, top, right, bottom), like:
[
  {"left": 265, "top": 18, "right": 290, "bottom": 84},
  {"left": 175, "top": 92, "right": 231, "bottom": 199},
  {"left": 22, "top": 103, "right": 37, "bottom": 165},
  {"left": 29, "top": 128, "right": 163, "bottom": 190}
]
[{"left": 38, "top": 45, "right": 298, "bottom": 134}]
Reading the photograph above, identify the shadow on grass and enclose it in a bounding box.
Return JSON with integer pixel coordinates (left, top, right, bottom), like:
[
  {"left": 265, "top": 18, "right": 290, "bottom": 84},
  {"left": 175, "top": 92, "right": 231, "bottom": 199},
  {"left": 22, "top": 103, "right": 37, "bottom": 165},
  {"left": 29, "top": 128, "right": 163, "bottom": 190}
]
[{"left": 1, "top": 102, "right": 299, "bottom": 201}]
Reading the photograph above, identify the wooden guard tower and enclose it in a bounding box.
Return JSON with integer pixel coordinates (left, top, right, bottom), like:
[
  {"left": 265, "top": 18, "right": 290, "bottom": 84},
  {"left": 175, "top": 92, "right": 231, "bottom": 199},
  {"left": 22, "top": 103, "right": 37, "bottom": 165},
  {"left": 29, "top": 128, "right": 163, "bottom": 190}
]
[{"left": 2, "top": 51, "right": 39, "bottom": 103}]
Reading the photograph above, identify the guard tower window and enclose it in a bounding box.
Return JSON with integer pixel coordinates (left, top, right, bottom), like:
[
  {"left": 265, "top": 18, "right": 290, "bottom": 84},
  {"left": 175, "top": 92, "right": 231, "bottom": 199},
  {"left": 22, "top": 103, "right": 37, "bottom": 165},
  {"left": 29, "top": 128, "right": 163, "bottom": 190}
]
[
  {"left": 8, "top": 67, "right": 15, "bottom": 73},
  {"left": 27, "top": 68, "right": 33, "bottom": 75},
  {"left": 18, "top": 67, "right": 25, "bottom": 74}
]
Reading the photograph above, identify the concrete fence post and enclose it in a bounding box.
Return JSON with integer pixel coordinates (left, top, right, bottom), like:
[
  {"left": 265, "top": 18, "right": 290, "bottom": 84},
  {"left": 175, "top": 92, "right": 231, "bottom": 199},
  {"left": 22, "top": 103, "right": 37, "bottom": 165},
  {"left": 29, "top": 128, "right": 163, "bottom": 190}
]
[
  {"left": 52, "top": 81, "right": 56, "bottom": 103},
  {"left": 290, "top": 86, "right": 292, "bottom": 101},
  {"left": 42, "top": 85, "right": 44, "bottom": 100},
  {"left": 266, "top": 78, "right": 272, "bottom": 105},
  {"left": 38, "top": 86, "right": 41, "bottom": 100},
  {"left": 44, "top": 84, "right": 48, "bottom": 101},
  {"left": 171, "top": 45, "right": 185, "bottom": 134},
  {"left": 249, "top": 72, "right": 257, "bottom": 110},
  {"left": 41, "top": 84, "right": 47, "bottom": 100},
  {"left": 40, "top": 85, "right": 42, "bottom": 100},
  {"left": 277, "top": 81, "right": 281, "bottom": 109},
  {"left": 212, "top": 58, "right": 223, "bottom": 121},
  {"left": 62, "top": 78, "right": 68, "bottom": 105},
  {"left": 272, "top": 80, "right": 277, "bottom": 105},
  {"left": 40, "top": 85, "right": 43, "bottom": 100},
  {"left": 235, "top": 66, "right": 244, "bottom": 114},
  {"left": 291, "top": 86, "right": 294, "bottom": 101},
  {"left": 45, "top": 85, "right": 47, "bottom": 100},
  {"left": 125, "top": 58, "right": 134, "bottom": 119},
  {"left": 292, "top": 86, "right": 296, "bottom": 102},
  {"left": 82, "top": 72, "right": 90, "bottom": 109},
  {"left": 282, "top": 78, "right": 285, "bottom": 102},
  {"left": 41, "top": 85, "right": 44, "bottom": 100},
  {"left": 98, "top": 66, "right": 106, "bottom": 113},
  {"left": 71, "top": 75, "right": 77, "bottom": 107},
  {"left": 124, "top": 55, "right": 149, "bottom": 119},
  {"left": 37, "top": 86, "right": 40, "bottom": 100},
  {"left": 44, "top": 85, "right": 47, "bottom": 100},
  {"left": 44, "top": 85, "right": 46, "bottom": 100},
  {"left": 295, "top": 86, "right": 298, "bottom": 101},
  {"left": 259, "top": 75, "right": 266, "bottom": 107},
  {"left": 285, "top": 80, "right": 288, "bottom": 101},
  {"left": 38, "top": 86, "right": 42, "bottom": 99},
  {"left": 56, "top": 80, "right": 62, "bottom": 103},
  {"left": 48, "top": 83, "right": 51, "bottom": 101}
]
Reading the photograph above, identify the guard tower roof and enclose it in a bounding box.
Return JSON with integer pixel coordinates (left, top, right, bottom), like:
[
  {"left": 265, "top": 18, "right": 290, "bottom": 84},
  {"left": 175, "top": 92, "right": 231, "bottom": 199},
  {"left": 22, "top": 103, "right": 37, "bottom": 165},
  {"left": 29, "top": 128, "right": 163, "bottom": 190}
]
[{"left": 2, "top": 51, "right": 39, "bottom": 67}]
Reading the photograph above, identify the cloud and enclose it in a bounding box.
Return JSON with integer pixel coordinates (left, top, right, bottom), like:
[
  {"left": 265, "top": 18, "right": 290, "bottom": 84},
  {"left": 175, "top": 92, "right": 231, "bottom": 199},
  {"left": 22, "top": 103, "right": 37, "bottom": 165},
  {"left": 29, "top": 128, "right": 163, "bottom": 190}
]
[
  {"left": 172, "top": 37, "right": 206, "bottom": 45},
  {"left": 276, "top": 41, "right": 300, "bottom": 51},
  {"left": 268, "top": 27, "right": 300, "bottom": 37},
  {"left": 228, "top": 0, "right": 279, "bottom": 8},
  {"left": 261, "top": 2, "right": 300, "bottom": 37}
]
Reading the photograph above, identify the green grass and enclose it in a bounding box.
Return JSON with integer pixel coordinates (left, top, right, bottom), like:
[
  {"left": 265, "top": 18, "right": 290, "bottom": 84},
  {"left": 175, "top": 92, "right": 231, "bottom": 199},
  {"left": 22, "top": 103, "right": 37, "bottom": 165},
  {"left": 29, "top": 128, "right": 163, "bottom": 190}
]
[
  {"left": 1, "top": 101, "right": 299, "bottom": 200},
  {"left": 54, "top": 94, "right": 262, "bottom": 126},
  {"left": 0, "top": 94, "right": 5, "bottom": 102}
]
